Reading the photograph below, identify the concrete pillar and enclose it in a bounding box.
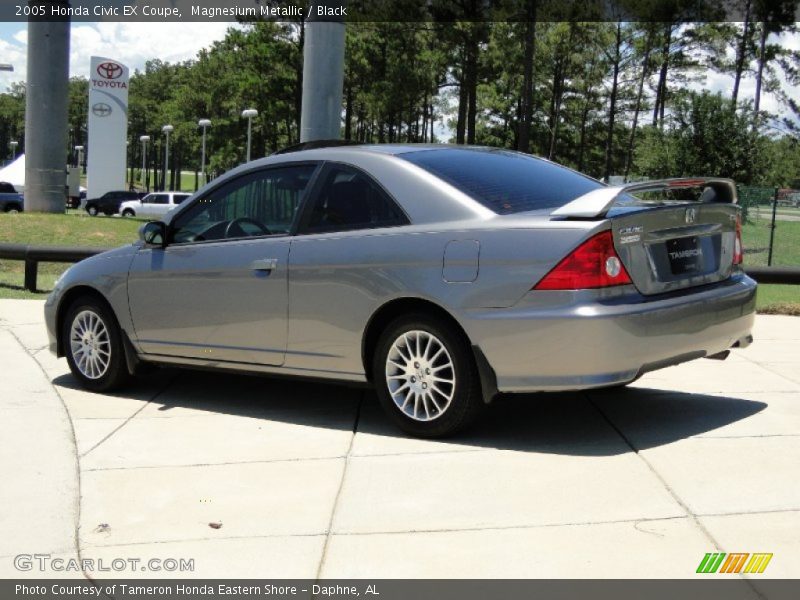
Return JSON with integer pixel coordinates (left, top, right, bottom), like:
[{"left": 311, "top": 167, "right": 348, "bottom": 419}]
[
  {"left": 300, "top": 2, "right": 346, "bottom": 142},
  {"left": 25, "top": 2, "right": 71, "bottom": 212}
]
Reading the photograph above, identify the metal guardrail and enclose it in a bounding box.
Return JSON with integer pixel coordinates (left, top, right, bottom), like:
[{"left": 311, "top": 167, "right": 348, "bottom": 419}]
[
  {"left": 0, "top": 243, "right": 111, "bottom": 292},
  {"left": 744, "top": 266, "right": 800, "bottom": 285},
  {"left": 1, "top": 243, "right": 799, "bottom": 293}
]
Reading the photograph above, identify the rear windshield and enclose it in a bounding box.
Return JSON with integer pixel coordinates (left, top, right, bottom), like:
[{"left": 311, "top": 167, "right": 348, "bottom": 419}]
[{"left": 399, "top": 148, "right": 604, "bottom": 214}]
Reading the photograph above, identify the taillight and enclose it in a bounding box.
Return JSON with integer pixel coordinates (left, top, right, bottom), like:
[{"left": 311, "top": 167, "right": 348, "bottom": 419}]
[
  {"left": 733, "top": 214, "right": 743, "bottom": 265},
  {"left": 534, "top": 230, "right": 632, "bottom": 290}
]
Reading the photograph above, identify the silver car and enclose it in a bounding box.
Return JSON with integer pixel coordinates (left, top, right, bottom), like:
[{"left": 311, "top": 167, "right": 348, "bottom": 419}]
[{"left": 45, "top": 145, "right": 756, "bottom": 437}]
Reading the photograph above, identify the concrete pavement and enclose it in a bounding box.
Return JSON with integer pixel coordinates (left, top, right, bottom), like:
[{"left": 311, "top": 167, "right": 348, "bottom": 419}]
[{"left": 0, "top": 299, "right": 798, "bottom": 583}]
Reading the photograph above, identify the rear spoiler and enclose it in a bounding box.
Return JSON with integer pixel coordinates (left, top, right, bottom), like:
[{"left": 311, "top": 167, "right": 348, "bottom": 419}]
[{"left": 551, "top": 177, "right": 738, "bottom": 219}]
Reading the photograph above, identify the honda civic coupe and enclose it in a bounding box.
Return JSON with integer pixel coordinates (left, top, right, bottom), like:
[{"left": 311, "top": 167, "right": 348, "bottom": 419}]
[{"left": 45, "top": 145, "right": 756, "bottom": 437}]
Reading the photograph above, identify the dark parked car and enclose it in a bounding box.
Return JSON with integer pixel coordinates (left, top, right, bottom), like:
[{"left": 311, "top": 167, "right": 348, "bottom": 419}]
[
  {"left": 67, "top": 189, "right": 86, "bottom": 209},
  {"left": 84, "top": 190, "right": 144, "bottom": 216},
  {"left": 0, "top": 181, "right": 23, "bottom": 212}
]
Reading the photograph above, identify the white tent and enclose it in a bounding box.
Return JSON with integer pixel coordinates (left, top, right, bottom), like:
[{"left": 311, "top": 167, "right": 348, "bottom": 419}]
[{"left": 0, "top": 154, "right": 25, "bottom": 191}]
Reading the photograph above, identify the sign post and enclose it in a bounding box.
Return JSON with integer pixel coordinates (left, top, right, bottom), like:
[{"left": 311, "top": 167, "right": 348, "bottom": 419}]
[{"left": 87, "top": 56, "right": 129, "bottom": 199}]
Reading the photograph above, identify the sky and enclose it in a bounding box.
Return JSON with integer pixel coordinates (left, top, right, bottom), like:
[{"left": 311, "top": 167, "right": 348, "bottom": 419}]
[
  {"left": 0, "top": 21, "right": 232, "bottom": 89},
  {"left": 0, "top": 21, "right": 798, "bottom": 133}
]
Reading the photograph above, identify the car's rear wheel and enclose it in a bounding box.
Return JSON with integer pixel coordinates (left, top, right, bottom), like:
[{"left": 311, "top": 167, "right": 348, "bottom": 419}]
[
  {"left": 87, "top": 205, "right": 98, "bottom": 216},
  {"left": 373, "top": 314, "right": 483, "bottom": 438},
  {"left": 122, "top": 209, "right": 135, "bottom": 217},
  {"left": 63, "top": 296, "right": 130, "bottom": 392},
  {"left": 4, "top": 205, "right": 21, "bottom": 213}
]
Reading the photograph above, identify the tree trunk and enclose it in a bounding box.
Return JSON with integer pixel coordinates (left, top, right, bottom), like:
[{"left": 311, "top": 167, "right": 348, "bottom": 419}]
[
  {"left": 517, "top": 2, "right": 537, "bottom": 153},
  {"left": 576, "top": 55, "right": 598, "bottom": 173},
  {"left": 547, "top": 56, "right": 564, "bottom": 160},
  {"left": 344, "top": 86, "right": 353, "bottom": 140},
  {"left": 754, "top": 21, "right": 767, "bottom": 115},
  {"left": 625, "top": 30, "right": 653, "bottom": 179},
  {"left": 653, "top": 24, "right": 673, "bottom": 128},
  {"left": 465, "top": 32, "right": 478, "bottom": 145},
  {"left": 731, "top": 0, "right": 752, "bottom": 109},
  {"left": 456, "top": 56, "right": 467, "bottom": 144},
  {"left": 603, "top": 22, "right": 623, "bottom": 181}
]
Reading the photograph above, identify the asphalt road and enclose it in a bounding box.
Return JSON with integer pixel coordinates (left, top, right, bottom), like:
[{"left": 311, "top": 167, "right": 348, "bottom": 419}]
[{"left": 1, "top": 300, "right": 798, "bottom": 587}]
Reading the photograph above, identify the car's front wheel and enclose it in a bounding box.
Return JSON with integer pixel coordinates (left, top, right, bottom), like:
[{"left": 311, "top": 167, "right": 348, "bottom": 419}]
[
  {"left": 63, "top": 296, "right": 130, "bottom": 392},
  {"left": 87, "top": 205, "right": 98, "bottom": 216},
  {"left": 122, "top": 209, "right": 135, "bottom": 217},
  {"left": 373, "top": 314, "right": 483, "bottom": 438}
]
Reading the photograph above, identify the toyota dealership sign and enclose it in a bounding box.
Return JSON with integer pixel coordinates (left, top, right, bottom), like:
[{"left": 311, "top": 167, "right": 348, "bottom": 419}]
[{"left": 87, "top": 56, "right": 129, "bottom": 199}]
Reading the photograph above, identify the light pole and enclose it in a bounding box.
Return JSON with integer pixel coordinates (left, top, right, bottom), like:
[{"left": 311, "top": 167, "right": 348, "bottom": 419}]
[
  {"left": 74, "top": 145, "right": 84, "bottom": 171},
  {"left": 198, "top": 119, "right": 211, "bottom": 187},
  {"left": 139, "top": 135, "right": 150, "bottom": 192},
  {"left": 241, "top": 109, "right": 258, "bottom": 163},
  {"left": 9, "top": 141, "right": 18, "bottom": 160},
  {"left": 162, "top": 124, "right": 174, "bottom": 191}
]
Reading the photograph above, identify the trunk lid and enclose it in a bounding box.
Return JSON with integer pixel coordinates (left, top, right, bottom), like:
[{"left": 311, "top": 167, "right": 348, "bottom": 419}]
[
  {"left": 551, "top": 178, "right": 741, "bottom": 296},
  {"left": 610, "top": 202, "right": 739, "bottom": 295}
]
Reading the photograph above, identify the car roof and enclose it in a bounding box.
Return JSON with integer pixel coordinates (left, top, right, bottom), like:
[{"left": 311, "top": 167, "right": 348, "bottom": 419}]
[{"left": 273, "top": 143, "right": 503, "bottom": 158}]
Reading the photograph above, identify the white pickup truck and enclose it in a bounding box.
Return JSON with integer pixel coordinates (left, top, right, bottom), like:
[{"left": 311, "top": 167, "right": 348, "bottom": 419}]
[{"left": 120, "top": 191, "right": 191, "bottom": 219}]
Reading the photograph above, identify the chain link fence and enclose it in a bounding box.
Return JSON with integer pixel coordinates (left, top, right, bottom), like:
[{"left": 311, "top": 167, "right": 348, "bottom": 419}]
[{"left": 738, "top": 186, "right": 800, "bottom": 268}]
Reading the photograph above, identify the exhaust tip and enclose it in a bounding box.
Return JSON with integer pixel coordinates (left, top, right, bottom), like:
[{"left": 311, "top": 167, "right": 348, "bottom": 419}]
[{"left": 705, "top": 350, "right": 731, "bottom": 361}]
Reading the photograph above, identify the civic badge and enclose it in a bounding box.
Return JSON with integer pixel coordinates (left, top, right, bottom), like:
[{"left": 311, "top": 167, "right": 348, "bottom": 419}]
[{"left": 685, "top": 207, "right": 697, "bottom": 224}]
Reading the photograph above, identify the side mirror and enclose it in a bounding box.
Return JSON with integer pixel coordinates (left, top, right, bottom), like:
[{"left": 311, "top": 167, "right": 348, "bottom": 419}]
[{"left": 139, "top": 221, "right": 166, "bottom": 247}]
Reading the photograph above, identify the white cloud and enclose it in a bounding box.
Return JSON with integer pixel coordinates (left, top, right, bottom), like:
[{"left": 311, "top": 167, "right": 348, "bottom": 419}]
[
  {"left": 70, "top": 21, "right": 232, "bottom": 77},
  {"left": 0, "top": 21, "right": 232, "bottom": 92}
]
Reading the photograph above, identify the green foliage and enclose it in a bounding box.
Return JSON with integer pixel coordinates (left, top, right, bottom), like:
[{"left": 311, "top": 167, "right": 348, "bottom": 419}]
[
  {"left": 634, "top": 91, "right": 766, "bottom": 183},
  {"left": 0, "top": 18, "right": 798, "bottom": 189}
]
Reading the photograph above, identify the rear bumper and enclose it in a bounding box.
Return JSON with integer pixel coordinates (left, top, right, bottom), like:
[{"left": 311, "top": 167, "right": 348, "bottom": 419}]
[{"left": 460, "top": 275, "right": 757, "bottom": 393}]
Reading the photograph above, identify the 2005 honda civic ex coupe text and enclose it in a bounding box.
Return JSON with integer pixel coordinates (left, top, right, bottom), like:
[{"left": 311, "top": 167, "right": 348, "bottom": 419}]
[{"left": 45, "top": 145, "right": 756, "bottom": 437}]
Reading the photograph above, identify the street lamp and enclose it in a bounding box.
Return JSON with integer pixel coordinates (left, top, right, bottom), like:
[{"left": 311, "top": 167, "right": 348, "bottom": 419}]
[
  {"left": 139, "top": 135, "right": 150, "bottom": 191},
  {"left": 162, "top": 124, "right": 174, "bottom": 191},
  {"left": 241, "top": 108, "right": 258, "bottom": 163},
  {"left": 0, "top": 64, "right": 13, "bottom": 72},
  {"left": 198, "top": 118, "right": 211, "bottom": 187},
  {"left": 9, "top": 140, "right": 18, "bottom": 160},
  {"left": 74, "top": 145, "right": 84, "bottom": 171}
]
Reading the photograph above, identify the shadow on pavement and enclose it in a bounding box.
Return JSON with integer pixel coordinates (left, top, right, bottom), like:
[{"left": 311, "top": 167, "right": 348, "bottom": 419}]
[{"left": 52, "top": 368, "right": 767, "bottom": 456}]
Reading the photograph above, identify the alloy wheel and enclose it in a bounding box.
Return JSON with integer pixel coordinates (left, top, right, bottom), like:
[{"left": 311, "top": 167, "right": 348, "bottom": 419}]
[
  {"left": 384, "top": 330, "right": 455, "bottom": 422},
  {"left": 69, "top": 310, "right": 111, "bottom": 380}
]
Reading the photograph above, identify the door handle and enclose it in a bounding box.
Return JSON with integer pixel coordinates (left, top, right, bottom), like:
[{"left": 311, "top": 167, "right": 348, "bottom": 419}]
[{"left": 251, "top": 258, "right": 279, "bottom": 271}]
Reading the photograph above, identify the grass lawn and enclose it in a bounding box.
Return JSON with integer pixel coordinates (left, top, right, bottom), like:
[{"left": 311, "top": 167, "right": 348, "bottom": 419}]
[
  {"left": 756, "top": 284, "right": 800, "bottom": 316},
  {"left": 741, "top": 217, "right": 800, "bottom": 267},
  {"left": 0, "top": 213, "right": 141, "bottom": 298},
  {"left": 1, "top": 211, "right": 799, "bottom": 315}
]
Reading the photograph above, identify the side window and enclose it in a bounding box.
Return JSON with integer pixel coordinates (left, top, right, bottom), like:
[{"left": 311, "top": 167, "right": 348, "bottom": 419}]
[
  {"left": 174, "top": 195, "right": 190, "bottom": 204},
  {"left": 301, "top": 165, "right": 408, "bottom": 234},
  {"left": 151, "top": 194, "right": 170, "bottom": 205},
  {"left": 171, "top": 164, "right": 317, "bottom": 244}
]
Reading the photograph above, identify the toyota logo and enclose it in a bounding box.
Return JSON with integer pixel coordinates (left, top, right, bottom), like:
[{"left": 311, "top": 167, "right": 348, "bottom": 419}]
[
  {"left": 96, "top": 61, "right": 123, "bottom": 80},
  {"left": 685, "top": 207, "right": 697, "bottom": 224},
  {"left": 92, "top": 102, "right": 112, "bottom": 117}
]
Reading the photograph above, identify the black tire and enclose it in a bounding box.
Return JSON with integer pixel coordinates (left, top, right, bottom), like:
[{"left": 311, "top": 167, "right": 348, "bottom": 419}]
[
  {"left": 372, "top": 313, "right": 484, "bottom": 438},
  {"left": 122, "top": 209, "right": 135, "bottom": 217},
  {"left": 4, "top": 204, "right": 21, "bottom": 213},
  {"left": 87, "top": 205, "right": 98, "bottom": 216},
  {"left": 62, "top": 295, "right": 131, "bottom": 392}
]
